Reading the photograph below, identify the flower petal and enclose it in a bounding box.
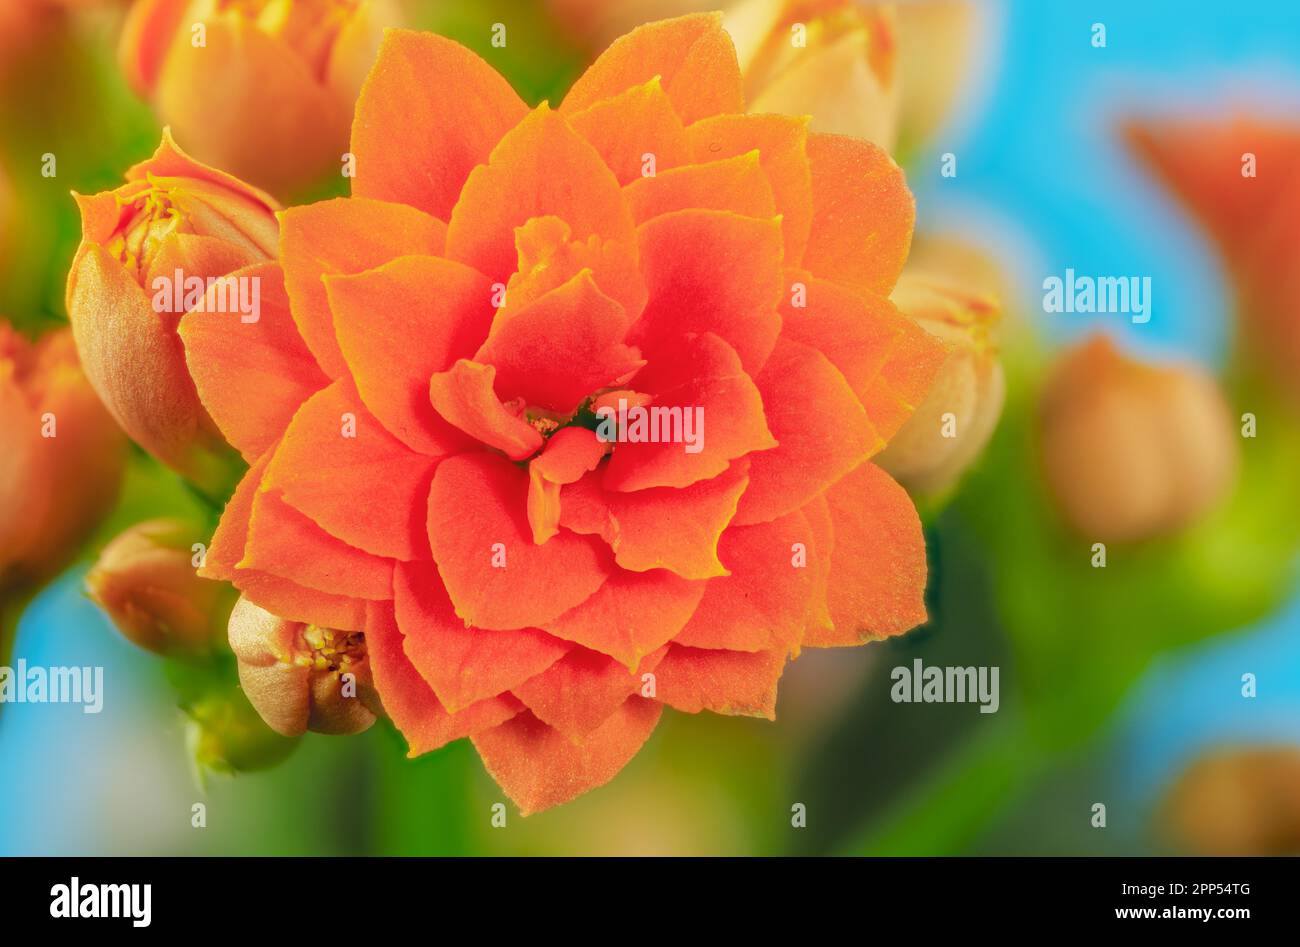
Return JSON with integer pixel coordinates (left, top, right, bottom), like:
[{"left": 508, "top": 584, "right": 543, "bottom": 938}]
[
  {"left": 366, "top": 602, "right": 523, "bottom": 756},
  {"left": 445, "top": 106, "right": 636, "bottom": 285},
  {"left": 603, "top": 332, "right": 775, "bottom": 492},
  {"left": 567, "top": 77, "right": 691, "bottom": 185},
  {"left": 561, "top": 460, "right": 750, "bottom": 579},
  {"left": 203, "top": 451, "right": 368, "bottom": 629},
  {"left": 630, "top": 209, "right": 783, "bottom": 375},
  {"left": 350, "top": 29, "right": 528, "bottom": 220},
  {"left": 654, "top": 645, "right": 787, "bottom": 718},
  {"left": 180, "top": 261, "right": 328, "bottom": 461},
  {"left": 672, "top": 509, "right": 815, "bottom": 653},
  {"left": 475, "top": 270, "right": 642, "bottom": 414},
  {"left": 807, "top": 462, "right": 927, "bottom": 646},
  {"left": 263, "top": 380, "right": 435, "bottom": 560},
  {"left": 687, "top": 113, "right": 814, "bottom": 265},
  {"left": 623, "top": 151, "right": 776, "bottom": 223},
  {"left": 242, "top": 489, "right": 394, "bottom": 601},
  {"left": 471, "top": 697, "right": 662, "bottom": 815},
  {"left": 427, "top": 453, "right": 610, "bottom": 629},
  {"left": 279, "top": 197, "right": 449, "bottom": 382},
  {"left": 561, "top": 12, "right": 743, "bottom": 124},
  {"left": 801, "top": 131, "right": 913, "bottom": 294},
  {"left": 427, "top": 360, "right": 543, "bottom": 460},
  {"left": 394, "top": 561, "right": 571, "bottom": 713},
  {"left": 513, "top": 646, "right": 665, "bottom": 741},
  {"left": 324, "top": 253, "right": 492, "bottom": 454},
  {"left": 734, "top": 337, "right": 881, "bottom": 525},
  {"left": 506, "top": 216, "right": 647, "bottom": 320},
  {"left": 778, "top": 269, "right": 902, "bottom": 396},
  {"left": 543, "top": 567, "right": 706, "bottom": 669}
]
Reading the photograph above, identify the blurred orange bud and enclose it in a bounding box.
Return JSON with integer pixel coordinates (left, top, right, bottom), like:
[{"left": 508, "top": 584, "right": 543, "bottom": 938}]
[
  {"left": 85, "top": 517, "right": 235, "bottom": 657},
  {"left": 1039, "top": 334, "right": 1237, "bottom": 543},
  {"left": 725, "top": 0, "right": 900, "bottom": 147},
  {"left": 1125, "top": 117, "right": 1300, "bottom": 406},
  {"left": 66, "top": 131, "right": 275, "bottom": 494},
  {"left": 120, "top": 0, "right": 400, "bottom": 198},
  {"left": 0, "top": 322, "right": 125, "bottom": 589},
  {"left": 877, "top": 273, "right": 1004, "bottom": 495},
  {"left": 227, "top": 595, "right": 381, "bottom": 737},
  {"left": 1161, "top": 746, "right": 1300, "bottom": 856}
]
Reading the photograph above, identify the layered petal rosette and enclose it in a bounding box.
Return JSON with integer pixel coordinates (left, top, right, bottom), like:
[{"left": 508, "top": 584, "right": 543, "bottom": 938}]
[{"left": 181, "top": 13, "right": 947, "bottom": 813}]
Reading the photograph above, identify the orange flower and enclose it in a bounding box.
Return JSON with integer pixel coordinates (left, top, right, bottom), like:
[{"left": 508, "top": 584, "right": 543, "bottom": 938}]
[
  {"left": 119, "top": 0, "right": 398, "bottom": 198},
  {"left": 67, "top": 131, "right": 277, "bottom": 494},
  {"left": 1125, "top": 116, "right": 1300, "bottom": 405},
  {"left": 0, "top": 323, "right": 125, "bottom": 590},
  {"left": 180, "top": 13, "right": 946, "bottom": 813}
]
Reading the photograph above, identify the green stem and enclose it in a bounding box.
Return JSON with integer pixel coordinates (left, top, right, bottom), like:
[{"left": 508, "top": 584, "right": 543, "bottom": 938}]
[{"left": 839, "top": 710, "right": 1050, "bottom": 855}]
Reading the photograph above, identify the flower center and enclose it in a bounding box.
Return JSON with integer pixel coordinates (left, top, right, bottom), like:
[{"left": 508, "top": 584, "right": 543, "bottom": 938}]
[
  {"left": 295, "top": 625, "right": 365, "bottom": 674},
  {"left": 107, "top": 183, "right": 191, "bottom": 279}
]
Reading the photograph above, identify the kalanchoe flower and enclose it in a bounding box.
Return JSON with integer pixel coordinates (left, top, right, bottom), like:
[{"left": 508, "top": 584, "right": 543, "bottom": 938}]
[
  {"left": 876, "top": 273, "right": 1003, "bottom": 496},
  {"left": 0, "top": 322, "right": 125, "bottom": 591},
  {"left": 1038, "top": 334, "right": 1237, "bottom": 544},
  {"left": 86, "top": 518, "right": 235, "bottom": 658},
  {"left": 228, "top": 595, "right": 381, "bottom": 737},
  {"left": 180, "top": 13, "right": 949, "bottom": 813},
  {"left": 66, "top": 131, "right": 276, "bottom": 494},
  {"left": 119, "top": 0, "right": 399, "bottom": 197}
]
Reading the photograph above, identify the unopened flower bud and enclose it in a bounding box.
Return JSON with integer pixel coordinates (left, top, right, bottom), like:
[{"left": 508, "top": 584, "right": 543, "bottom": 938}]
[
  {"left": 228, "top": 595, "right": 380, "bottom": 737},
  {"left": 119, "top": 0, "right": 401, "bottom": 197},
  {"left": 876, "top": 273, "right": 1004, "bottom": 495},
  {"left": 185, "top": 686, "right": 299, "bottom": 774},
  {"left": 1161, "top": 746, "right": 1300, "bottom": 856},
  {"left": 0, "top": 322, "right": 125, "bottom": 589},
  {"left": 85, "top": 518, "right": 234, "bottom": 658},
  {"left": 1039, "top": 334, "right": 1237, "bottom": 543},
  {"left": 67, "top": 131, "right": 275, "bottom": 494}
]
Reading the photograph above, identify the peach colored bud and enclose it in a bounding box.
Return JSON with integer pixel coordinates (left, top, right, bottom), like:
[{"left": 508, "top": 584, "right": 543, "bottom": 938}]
[
  {"left": 228, "top": 595, "right": 380, "bottom": 737},
  {"left": 876, "top": 274, "right": 1004, "bottom": 495},
  {"left": 725, "top": 0, "right": 900, "bottom": 147},
  {"left": 1161, "top": 746, "right": 1300, "bottom": 856},
  {"left": 0, "top": 322, "right": 125, "bottom": 589},
  {"left": 1039, "top": 334, "right": 1237, "bottom": 543},
  {"left": 120, "top": 0, "right": 400, "bottom": 198},
  {"left": 85, "top": 518, "right": 235, "bottom": 657},
  {"left": 66, "top": 131, "right": 276, "bottom": 494}
]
